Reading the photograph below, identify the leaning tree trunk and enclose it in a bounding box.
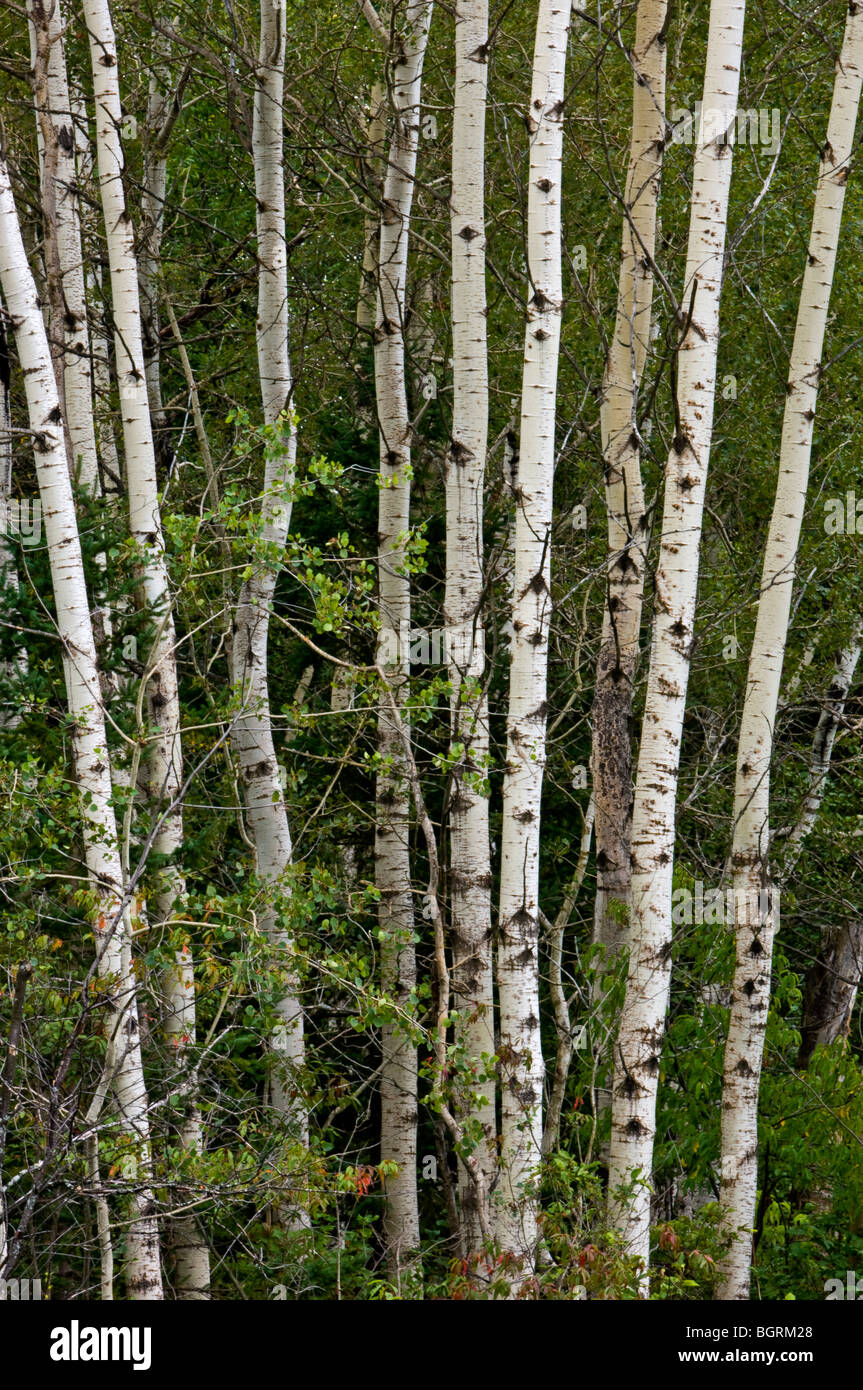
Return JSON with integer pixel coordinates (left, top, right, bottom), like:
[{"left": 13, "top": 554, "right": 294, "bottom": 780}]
[
  {"left": 447, "top": 0, "right": 495, "bottom": 1258},
  {"left": 230, "top": 0, "right": 309, "bottom": 1186},
  {"left": 607, "top": 0, "right": 747, "bottom": 1286},
  {"left": 590, "top": 0, "right": 668, "bottom": 992},
  {"left": 373, "top": 0, "right": 433, "bottom": 1281},
  {"left": 718, "top": 5, "right": 863, "bottom": 1299},
  {"left": 495, "top": 0, "right": 569, "bottom": 1279},
  {"left": 81, "top": 0, "right": 210, "bottom": 1297},
  {"left": 0, "top": 147, "right": 163, "bottom": 1300}
]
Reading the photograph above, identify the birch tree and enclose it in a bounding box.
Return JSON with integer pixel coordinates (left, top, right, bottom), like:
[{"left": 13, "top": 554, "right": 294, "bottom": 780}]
[
  {"left": 28, "top": 0, "right": 99, "bottom": 494},
  {"left": 446, "top": 0, "right": 494, "bottom": 1255},
  {"left": 0, "top": 146, "right": 163, "bottom": 1300},
  {"left": 230, "top": 0, "right": 308, "bottom": 1168},
  {"left": 607, "top": 0, "right": 747, "bottom": 1282},
  {"left": 81, "top": 0, "right": 209, "bottom": 1295},
  {"left": 372, "top": 0, "right": 433, "bottom": 1278},
  {"left": 495, "top": 0, "right": 569, "bottom": 1275},
  {"left": 718, "top": 3, "right": 863, "bottom": 1299},
  {"left": 590, "top": 0, "right": 668, "bottom": 980}
]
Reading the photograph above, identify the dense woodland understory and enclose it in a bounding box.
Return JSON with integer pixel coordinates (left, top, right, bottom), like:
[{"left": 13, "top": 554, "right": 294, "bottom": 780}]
[{"left": 0, "top": 0, "right": 862, "bottom": 1301}]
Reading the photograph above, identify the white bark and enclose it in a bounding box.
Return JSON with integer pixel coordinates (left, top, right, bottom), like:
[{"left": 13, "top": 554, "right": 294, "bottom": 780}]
[
  {"left": 447, "top": 0, "right": 494, "bottom": 1256},
  {"left": 607, "top": 0, "right": 747, "bottom": 1283},
  {"left": 591, "top": 0, "right": 667, "bottom": 975},
  {"left": 29, "top": 0, "right": 100, "bottom": 495},
  {"left": 373, "top": 0, "right": 433, "bottom": 1278},
  {"left": 70, "top": 89, "right": 121, "bottom": 496},
  {"left": 81, "top": 0, "right": 184, "bottom": 867},
  {"left": 230, "top": 0, "right": 308, "bottom": 1170},
  {"left": 718, "top": 6, "right": 863, "bottom": 1300},
  {"left": 81, "top": 0, "right": 209, "bottom": 1296},
  {"left": 0, "top": 150, "right": 163, "bottom": 1299},
  {"left": 495, "top": 0, "right": 569, "bottom": 1273}
]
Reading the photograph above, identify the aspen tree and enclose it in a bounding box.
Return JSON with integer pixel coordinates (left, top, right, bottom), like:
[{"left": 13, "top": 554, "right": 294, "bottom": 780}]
[
  {"left": 495, "top": 0, "right": 570, "bottom": 1274},
  {"left": 373, "top": 0, "right": 433, "bottom": 1278},
  {"left": 607, "top": 0, "right": 747, "bottom": 1282},
  {"left": 81, "top": 0, "right": 210, "bottom": 1295},
  {"left": 590, "top": 0, "right": 668, "bottom": 977},
  {"left": 70, "top": 88, "right": 121, "bottom": 496},
  {"left": 0, "top": 148, "right": 163, "bottom": 1300},
  {"left": 230, "top": 0, "right": 309, "bottom": 1171},
  {"left": 28, "top": 0, "right": 99, "bottom": 494},
  {"left": 447, "top": 0, "right": 494, "bottom": 1255},
  {"left": 718, "top": 4, "right": 863, "bottom": 1299}
]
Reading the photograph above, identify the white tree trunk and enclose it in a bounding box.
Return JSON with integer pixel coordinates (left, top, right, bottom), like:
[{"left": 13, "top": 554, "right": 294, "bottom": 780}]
[
  {"left": 591, "top": 0, "right": 667, "bottom": 978},
  {"left": 28, "top": 0, "right": 100, "bottom": 495},
  {"left": 607, "top": 0, "right": 747, "bottom": 1284},
  {"left": 0, "top": 150, "right": 163, "bottom": 1300},
  {"left": 718, "top": 6, "right": 863, "bottom": 1300},
  {"left": 70, "top": 88, "right": 121, "bottom": 496},
  {"left": 230, "top": 0, "right": 308, "bottom": 1176},
  {"left": 373, "top": 0, "right": 433, "bottom": 1279},
  {"left": 81, "top": 0, "right": 209, "bottom": 1296},
  {"left": 447, "top": 0, "right": 495, "bottom": 1257},
  {"left": 495, "top": 0, "right": 569, "bottom": 1275},
  {"left": 81, "top": 0, "right": 184, "bottom": 888}
]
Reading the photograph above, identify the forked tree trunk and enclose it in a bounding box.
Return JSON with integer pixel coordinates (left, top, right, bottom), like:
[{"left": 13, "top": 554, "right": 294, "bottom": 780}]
[
  {"left": 373, "top": 0, "right": 433, "bottom": 1280},
  {"left": 447, "top": 0, "right": 495, "bottom": 1257},
  {"left": 0, "top": 148, "right": 163, "bottom": 1300},
  {"left": 495, "top": 0, "right": 569, "bottom": 1277},
  {"left": 718, "top": 5, "right": 863, "bottom": 1299},
  {"left": 230, "top": 0, "right": 309, "bottom": 1184},
  {"left": 607, "top": 0, "right": 746, "bottom": 1285},
  {"left": 81, "top": 0, "right": 210, "bottom": 1296}
]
